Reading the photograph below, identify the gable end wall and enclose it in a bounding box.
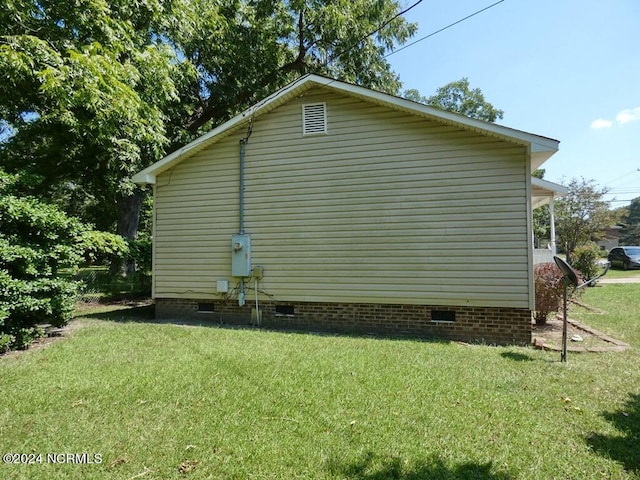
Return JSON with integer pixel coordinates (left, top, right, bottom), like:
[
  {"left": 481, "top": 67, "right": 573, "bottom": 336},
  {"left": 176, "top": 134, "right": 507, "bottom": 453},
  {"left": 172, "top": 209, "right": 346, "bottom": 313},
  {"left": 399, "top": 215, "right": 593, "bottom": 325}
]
[{"left": 152, "top": 87, "right": 532, "bottom": 342}]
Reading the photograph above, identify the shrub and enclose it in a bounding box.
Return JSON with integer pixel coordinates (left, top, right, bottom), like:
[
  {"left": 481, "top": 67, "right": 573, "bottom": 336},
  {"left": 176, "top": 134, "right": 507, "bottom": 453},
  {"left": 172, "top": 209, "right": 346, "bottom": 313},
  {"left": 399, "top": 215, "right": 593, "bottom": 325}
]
[
  {"left": 0, "top": 333, "right": 13, "bottom": 354},
  {"left": 79, "top": 230, "right": 130, "bottom": 266},
  {"left": 534, "top": 261, "right": 585, "bottom": 325},
  {"left": 534, "top": 262, "right": 564, "bottom": 325},
  {"left": 572, "top": 242, "right": 602, "bottom": 283},
  {"left": 11, "top": 326, "right": 45, "bottom": 351},
  {"left": 128, "top": 235, "right": 152, "bottom": 275},
  {"left": 0, "top": 168, "right": 86, "bottom": 352}
]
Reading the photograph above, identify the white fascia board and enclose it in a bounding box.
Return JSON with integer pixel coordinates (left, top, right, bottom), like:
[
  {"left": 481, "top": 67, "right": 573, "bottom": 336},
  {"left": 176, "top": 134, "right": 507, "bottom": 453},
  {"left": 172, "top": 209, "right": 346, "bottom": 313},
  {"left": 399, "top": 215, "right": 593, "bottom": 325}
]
[
  {"left": 131, "top": 113, "right": 253, "bottom": 185},
  {"left": 132, "top": 73, "right": 560, "bottom": 184},
  {"left": 131, "top": 172, "right": 157, "bottom": 186},
  {"left": 312, "top": 74, "right": 560, "bottom": 152},
  {"left": 131, "top": 76, "right": 318, "bottom": 186},
  {"left": 532, "top": 177, "right": 568, "bottom": 196}
]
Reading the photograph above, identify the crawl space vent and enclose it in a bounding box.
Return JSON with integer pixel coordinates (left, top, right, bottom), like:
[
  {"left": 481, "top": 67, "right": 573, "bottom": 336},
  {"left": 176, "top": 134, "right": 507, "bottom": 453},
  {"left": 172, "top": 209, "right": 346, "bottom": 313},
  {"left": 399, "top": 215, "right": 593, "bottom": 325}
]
[
  {"left": 275, "top": 305, "right": 295, "bottom": 316},
  {"left": 431, "top": 310, "right": 456, "bottom": 323},
  {"left": 302, "top": 103, "right": 327, "bottom": 135},
  {"left": 198, "top": 303, "right": 215, "bottom": 313}
]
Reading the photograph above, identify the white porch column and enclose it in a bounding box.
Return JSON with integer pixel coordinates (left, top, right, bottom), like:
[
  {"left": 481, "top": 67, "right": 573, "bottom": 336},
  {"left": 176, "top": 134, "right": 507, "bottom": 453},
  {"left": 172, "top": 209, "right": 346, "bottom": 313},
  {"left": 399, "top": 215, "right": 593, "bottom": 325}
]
[{"left": 549, "top": 196, "right": 557, "bottom": 255}]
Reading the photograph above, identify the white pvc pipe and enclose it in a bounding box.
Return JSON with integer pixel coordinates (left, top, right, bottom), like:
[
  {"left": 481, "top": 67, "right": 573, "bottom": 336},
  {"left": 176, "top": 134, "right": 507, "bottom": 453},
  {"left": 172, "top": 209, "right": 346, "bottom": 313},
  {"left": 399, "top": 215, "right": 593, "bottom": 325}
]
[{"left": 255, "top": 278, "right": 260, "bottom": 327}]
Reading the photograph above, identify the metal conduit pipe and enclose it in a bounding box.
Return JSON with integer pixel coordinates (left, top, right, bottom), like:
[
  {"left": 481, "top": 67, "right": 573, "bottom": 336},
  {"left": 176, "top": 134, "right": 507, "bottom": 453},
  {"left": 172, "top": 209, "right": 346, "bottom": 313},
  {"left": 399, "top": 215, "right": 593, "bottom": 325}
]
[
  {"left": 237, "top": 121, "right": 252, "bottom": 306},
  {"left": 239, "top": 138, "right": 247, "bottom": 235}
]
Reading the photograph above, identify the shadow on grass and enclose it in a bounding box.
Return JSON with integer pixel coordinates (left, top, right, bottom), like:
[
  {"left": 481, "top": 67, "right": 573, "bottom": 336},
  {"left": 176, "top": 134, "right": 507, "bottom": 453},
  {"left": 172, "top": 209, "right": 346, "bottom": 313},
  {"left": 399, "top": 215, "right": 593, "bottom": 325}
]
[
  {"left": 587, "top": 393, "right": 640, "bottom": 475},
  {"left": 326, "top": 452, "right": 513, "bottom": 480},
  {"left": 75, "top": 303, "right": 157, "bottom": 323},
  {"left": 500, "top": 351, "right": 535, "bottom": 362}
]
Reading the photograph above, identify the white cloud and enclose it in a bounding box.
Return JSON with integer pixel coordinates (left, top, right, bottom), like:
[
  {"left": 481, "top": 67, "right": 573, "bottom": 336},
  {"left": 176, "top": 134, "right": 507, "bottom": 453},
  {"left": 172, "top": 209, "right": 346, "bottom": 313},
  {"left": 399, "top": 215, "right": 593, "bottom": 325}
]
[
  {"left": 590, "top": 118, "right": 613, "bottom": 129},
  {"left": 616, "top": 106, "right": 640, "bottom": 125}
]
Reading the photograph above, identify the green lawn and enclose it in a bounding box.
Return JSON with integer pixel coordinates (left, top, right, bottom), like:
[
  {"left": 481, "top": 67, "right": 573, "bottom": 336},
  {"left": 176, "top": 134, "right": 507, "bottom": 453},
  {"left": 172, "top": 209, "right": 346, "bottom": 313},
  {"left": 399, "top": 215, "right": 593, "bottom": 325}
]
[{"left": 1, "top": 288, "right": 639, "bottom": 480}]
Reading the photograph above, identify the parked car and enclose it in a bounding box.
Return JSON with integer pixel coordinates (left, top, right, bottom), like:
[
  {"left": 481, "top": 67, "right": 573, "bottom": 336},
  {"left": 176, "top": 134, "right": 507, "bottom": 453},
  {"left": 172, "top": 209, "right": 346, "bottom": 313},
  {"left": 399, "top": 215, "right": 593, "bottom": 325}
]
[{"left": 607, "top": 246, "right": 640, "bottom": 270}]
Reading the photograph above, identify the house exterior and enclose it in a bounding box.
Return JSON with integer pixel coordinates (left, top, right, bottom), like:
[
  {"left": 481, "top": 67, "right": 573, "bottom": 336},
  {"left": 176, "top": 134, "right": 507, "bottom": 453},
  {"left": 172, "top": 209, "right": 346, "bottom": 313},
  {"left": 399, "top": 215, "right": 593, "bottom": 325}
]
[
  {"left": 597, "top": 225, "right": 624, "bottom": 252},
  {"left": 133, "top": 74, "right": 560, "bottom": 345},
  {"left": 531, "top": 177, "right": 568, "bottom": 265}
]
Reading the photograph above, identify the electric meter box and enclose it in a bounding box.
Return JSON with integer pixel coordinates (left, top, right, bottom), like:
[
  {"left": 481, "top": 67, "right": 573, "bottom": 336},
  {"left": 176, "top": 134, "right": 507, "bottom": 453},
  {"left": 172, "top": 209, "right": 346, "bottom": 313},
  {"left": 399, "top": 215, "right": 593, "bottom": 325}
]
[{"left": 231, "top": 234, "right": 251, "bottom": 277}]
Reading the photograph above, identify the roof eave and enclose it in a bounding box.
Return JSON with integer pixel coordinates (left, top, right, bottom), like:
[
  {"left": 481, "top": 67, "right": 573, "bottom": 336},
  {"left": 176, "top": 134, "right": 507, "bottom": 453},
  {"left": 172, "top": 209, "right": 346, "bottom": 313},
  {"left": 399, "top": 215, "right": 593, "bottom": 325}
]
[
  {"left": 132, "top": 74, "right": 560, "bottom": 185},
  {"left": 531, "top": 177, "right": 568, "bottom": 208}
]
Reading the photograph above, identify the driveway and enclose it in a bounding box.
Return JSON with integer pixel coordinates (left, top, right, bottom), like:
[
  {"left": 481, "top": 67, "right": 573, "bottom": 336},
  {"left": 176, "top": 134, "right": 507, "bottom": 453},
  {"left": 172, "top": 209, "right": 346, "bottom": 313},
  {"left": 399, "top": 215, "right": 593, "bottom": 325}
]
[{"left": 598, "top": 276, "right": 640, "bottom": 284}]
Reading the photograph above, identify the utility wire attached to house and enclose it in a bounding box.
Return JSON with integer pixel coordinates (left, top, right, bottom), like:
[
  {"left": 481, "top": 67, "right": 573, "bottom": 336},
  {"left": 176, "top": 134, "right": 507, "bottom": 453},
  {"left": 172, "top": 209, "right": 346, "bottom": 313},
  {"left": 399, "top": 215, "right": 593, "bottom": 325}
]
[
  {"left": 325, "top": 0, "right": 424, "bottom": 66},
  {"left": 384, "top": 0, "right": 505, "bottom": 58}
]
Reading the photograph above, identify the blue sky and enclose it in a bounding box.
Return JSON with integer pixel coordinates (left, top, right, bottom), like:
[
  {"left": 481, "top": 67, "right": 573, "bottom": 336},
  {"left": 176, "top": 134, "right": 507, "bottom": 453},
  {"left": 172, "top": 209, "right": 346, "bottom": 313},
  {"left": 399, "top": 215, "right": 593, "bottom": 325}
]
[{"left": 387, "top": 0, "right": 640, "bottom": 207}]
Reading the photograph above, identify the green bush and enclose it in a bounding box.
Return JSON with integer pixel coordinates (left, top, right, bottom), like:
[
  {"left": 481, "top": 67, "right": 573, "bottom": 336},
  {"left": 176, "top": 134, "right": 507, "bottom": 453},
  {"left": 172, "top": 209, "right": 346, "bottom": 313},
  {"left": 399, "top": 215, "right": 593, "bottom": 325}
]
[
  {"left": 572, "top": 242, "right": 602, "bottom": 282},
  {"left": 128, "top": 235, "right": 152, "bottom": 274},
  {"left": 79, "top": 230, "right": 130, "bottom": 266},
  {"left": 0, "top": 333, "right": 13, "bottom": 354},
  {"left": 0, "top": 168, "right": 85, "bottom": 352},
  {"left": 11, "top": 326, "right": 45, "bottom": 350}
]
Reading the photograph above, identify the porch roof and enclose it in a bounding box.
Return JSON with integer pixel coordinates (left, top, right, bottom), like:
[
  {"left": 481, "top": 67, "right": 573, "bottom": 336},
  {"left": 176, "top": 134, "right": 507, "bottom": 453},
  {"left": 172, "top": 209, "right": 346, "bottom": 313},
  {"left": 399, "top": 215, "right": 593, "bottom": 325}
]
[{"left": 532, "top": 177, "right": 568, "bottom": 209}]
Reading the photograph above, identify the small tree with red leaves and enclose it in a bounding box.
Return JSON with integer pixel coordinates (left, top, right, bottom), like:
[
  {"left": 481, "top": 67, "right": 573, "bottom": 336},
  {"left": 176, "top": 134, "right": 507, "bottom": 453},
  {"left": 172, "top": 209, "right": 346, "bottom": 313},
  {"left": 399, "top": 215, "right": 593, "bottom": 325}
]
[{"left": 534, "top": 262, "right": 565, "bottom": 325}]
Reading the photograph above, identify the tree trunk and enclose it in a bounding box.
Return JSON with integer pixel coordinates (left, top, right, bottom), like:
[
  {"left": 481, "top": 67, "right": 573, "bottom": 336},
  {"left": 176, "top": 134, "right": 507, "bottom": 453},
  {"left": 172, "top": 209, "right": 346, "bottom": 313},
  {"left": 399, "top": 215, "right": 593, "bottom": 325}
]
[{"left": 110, "top": 189, "right": 145, "bottom": 276}]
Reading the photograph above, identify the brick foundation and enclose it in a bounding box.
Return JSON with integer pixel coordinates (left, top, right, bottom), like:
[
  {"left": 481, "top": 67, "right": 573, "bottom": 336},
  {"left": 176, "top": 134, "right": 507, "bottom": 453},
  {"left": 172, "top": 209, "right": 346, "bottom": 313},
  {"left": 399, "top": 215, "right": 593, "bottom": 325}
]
[{"left": 156, "top": 298, "right": 532, "bottom": 345}]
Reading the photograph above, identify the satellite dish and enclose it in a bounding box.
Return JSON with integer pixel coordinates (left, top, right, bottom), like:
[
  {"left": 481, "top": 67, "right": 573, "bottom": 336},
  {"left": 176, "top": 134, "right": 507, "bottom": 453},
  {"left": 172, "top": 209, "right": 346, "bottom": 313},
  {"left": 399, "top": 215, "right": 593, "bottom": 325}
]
[
  {"left": 553, "top": 256, "right": 579, "bottom": 287},
  {"left": 552, "top": 255, "right": 610, "bottom": 363}
]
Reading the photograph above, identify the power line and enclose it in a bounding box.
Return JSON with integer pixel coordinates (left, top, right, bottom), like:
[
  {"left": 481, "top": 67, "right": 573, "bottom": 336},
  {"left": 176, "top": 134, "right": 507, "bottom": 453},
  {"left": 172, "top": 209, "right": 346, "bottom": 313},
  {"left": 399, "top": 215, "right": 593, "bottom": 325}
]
[
  {"left": 603, "top": 168, "right": 640, "bottom": 187},
  {"left": 327, "top": 0, "right": 424, "bottom": 65},
  {"left": 385, "top": 0, "right": 505, "bottom": 58},
  {"left": 606, "top": 188, "right": 640, "bottom": 195}
]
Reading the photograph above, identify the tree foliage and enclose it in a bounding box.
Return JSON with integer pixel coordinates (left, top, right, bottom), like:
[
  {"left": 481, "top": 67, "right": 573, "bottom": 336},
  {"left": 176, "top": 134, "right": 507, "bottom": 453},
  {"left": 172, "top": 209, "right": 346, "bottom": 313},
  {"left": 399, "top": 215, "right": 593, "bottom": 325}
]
[
  {"left": 0, "top": 0, "right": 182, "bottom": 237},
  {"left": 531, "top": 169, "right": 552, "bottom": 247},
  {"left": 404, "top": 77, "right": 504, "bottom": 122},
  {"left": 0, "top": 169, "right": 86, "bottom": 351},
  {"left": 0, "top": 0, "right": 417, "bottom": 250},
  {"left": 555, "top": 178, "right": 617, "bottom": 264},
  {"left": 572, "top": 242, "right": 603, "bottom": 282}
]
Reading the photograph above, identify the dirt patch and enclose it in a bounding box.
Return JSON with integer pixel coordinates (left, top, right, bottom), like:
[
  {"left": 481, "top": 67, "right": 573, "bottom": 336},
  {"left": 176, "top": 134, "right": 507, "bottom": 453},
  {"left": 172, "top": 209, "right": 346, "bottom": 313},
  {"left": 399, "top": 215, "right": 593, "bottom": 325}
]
[
  {"left": 532, "top": 316, "right": 629, "bottom": 353},
  {"left": 75, "top": 299, "right": 154, "bottom": 314},
  {"left": 0, "top": 318, "right": 90, "bottom": 360}
]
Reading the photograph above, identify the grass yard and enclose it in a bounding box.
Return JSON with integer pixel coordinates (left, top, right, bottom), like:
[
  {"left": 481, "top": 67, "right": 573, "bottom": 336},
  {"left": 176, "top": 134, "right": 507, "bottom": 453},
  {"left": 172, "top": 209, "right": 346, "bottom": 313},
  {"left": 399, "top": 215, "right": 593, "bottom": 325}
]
[{"left": 1, "top": 288, "right": 639, "bottom": 479}]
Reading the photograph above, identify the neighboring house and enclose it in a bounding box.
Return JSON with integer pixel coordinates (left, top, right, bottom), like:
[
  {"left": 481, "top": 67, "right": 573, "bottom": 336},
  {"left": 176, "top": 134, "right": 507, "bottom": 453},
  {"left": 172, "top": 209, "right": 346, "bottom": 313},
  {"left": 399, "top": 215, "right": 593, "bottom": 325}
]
[
  {"left": 133, "top": 74, "right": 562, "bottom": 345},
  {"left": 597, "top": 225, "right": 624, "bottom": 251}
]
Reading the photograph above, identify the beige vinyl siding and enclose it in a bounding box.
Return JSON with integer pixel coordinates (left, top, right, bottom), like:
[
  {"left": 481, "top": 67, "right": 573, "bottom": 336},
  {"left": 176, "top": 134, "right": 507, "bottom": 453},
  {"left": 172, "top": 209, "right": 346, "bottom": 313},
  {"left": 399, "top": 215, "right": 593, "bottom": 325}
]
[
  {"left": 153, "top": 139, "right": 241, "bottom": 297},
  {"left": 154, "top": 87, "right": 530, "bottom": 308}
]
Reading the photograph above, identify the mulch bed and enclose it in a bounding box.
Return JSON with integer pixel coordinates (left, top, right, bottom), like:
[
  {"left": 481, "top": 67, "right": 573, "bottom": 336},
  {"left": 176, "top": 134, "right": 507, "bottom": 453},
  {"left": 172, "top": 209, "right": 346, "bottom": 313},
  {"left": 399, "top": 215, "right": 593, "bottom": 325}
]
[{"left": 532, "top": 316, "right": 629, "bottom": 353}]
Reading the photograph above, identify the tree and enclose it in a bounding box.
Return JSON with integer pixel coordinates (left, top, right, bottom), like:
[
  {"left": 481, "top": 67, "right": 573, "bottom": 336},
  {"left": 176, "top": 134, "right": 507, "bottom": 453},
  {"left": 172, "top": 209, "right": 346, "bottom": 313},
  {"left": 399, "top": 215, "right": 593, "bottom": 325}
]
[
  {"left": 0, "top": 0, "right": 182, "bottom": 244},
  {"left": 554, "top": 178, "right": 617, "bottom": 264},
  {"left": 620, "top": 196, "right": 640, "bottom": 245},
  {"left": 1, "top": 0, "right": 417, "bottom": 273},
  {"left": 404, "top": 77, "right": 504, "bottom": 122}
]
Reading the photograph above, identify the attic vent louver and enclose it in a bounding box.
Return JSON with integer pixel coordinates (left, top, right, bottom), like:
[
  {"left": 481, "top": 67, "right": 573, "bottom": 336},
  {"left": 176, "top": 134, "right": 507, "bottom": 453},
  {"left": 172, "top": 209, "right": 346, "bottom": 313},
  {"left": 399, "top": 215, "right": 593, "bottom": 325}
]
[{"left": 302, "top": 103, "right": 327, "bottom": 135}]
